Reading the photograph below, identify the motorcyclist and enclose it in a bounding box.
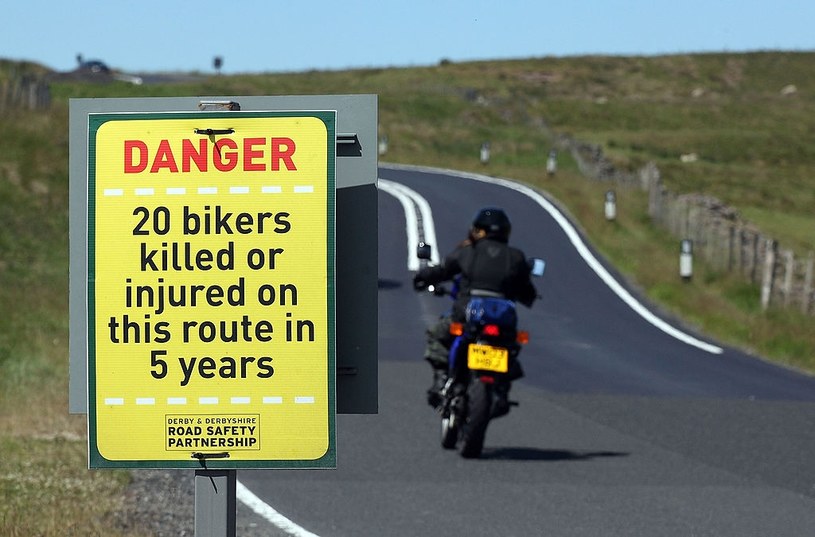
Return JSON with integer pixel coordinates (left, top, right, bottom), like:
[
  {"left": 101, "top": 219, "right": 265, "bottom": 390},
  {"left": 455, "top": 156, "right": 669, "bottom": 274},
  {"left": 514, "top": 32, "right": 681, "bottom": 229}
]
[{"left": 413, "top": 207, "right": 538, "bottom": 408}]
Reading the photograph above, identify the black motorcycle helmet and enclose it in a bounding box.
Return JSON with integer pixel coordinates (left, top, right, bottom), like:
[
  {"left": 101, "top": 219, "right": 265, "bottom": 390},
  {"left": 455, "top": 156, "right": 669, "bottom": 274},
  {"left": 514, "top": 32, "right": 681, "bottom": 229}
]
[{"left": 471, "top": 207, "right": 511, "bottom": 242}]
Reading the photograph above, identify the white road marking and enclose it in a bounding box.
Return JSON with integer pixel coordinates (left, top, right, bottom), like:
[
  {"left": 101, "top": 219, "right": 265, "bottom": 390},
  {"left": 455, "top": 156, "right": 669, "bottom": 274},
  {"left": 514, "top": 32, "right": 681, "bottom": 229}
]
[
  {"left": 378, "top": 178, "right": 440, "bottom": 269},
  {"left": 236, "top": 481, "right": 322, "bottom": 537}
]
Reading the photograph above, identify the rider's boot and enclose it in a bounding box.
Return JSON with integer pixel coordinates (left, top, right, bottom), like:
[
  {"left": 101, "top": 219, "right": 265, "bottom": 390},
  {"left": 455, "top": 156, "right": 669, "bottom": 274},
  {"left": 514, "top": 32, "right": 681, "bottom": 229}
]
[{"left": 427, "top": 366, "right": 448, "bottom": 408}]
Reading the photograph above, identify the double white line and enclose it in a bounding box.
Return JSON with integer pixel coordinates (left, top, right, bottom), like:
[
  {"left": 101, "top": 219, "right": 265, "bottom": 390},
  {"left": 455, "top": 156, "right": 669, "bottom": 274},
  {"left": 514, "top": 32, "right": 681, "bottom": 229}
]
[{"left": 377, "top": 178, "right": 440, "bottom": 270}]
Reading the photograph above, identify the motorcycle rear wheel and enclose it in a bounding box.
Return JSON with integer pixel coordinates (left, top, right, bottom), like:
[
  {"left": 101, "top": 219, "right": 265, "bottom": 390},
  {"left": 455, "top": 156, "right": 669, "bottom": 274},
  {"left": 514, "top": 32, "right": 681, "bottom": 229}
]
[{"left": 458, "top": 380, "right": 492, "bottom": 458}]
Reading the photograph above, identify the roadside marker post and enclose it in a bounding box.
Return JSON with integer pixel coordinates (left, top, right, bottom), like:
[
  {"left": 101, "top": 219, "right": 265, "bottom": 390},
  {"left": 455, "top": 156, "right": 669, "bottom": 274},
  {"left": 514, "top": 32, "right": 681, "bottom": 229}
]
[
  {"left": 680, "top": 239, "right": 694, "bottom": 281},
  {"left": 605, "top": 190, "right": 617, "bottom": 221}
]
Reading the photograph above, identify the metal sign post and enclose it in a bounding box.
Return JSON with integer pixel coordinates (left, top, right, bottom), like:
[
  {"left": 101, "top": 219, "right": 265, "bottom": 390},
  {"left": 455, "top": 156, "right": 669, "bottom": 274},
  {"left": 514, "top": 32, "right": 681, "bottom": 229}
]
[{"left": 195, "top": 469, "right": 237, "bottom": 537}]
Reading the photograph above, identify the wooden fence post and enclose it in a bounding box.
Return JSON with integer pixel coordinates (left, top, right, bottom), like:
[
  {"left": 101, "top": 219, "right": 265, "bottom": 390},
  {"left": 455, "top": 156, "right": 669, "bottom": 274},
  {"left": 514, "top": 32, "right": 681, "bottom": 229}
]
[
  {"left": 749, "top": 232, "right": 760, "bottom": 284},
  {"left": 781, "top": 250, "right": 795, "bottom": 307},
  {"left": 735, "top": 227, "right": 744, "bottom": 277},
  {"left": 802, "top": 253, "right": 814, "bottom": 315},
  {"left": 727, "top": 224, "right": 736, "bottom": 272}
]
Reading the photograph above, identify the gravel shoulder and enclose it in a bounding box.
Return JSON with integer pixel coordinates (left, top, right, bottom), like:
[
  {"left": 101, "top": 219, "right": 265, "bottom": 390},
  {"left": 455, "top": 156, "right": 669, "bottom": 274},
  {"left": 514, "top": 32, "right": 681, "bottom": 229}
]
[{"left": 115, "top": 470, "right": 289, "bottom": 536}]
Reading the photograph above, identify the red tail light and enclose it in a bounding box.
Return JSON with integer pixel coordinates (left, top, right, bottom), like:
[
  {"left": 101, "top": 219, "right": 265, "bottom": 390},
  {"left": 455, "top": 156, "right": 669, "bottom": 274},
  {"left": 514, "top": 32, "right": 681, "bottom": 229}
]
[{"left": 482, "top": 324, "right": 500, "bottom": 336}]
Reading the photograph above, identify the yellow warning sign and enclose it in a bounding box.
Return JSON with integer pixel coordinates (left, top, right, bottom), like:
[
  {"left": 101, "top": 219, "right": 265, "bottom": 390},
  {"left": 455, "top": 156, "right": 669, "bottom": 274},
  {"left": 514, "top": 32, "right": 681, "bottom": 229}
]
[{"left": 87, "top": 112, "right": 335, "bottom": 468}]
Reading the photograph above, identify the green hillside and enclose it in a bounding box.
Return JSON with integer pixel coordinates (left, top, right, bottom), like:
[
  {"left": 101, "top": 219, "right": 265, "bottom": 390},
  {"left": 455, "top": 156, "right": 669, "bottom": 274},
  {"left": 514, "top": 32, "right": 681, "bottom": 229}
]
[{"left": 1, "top": 52, "right": 814, "bottom": 534}]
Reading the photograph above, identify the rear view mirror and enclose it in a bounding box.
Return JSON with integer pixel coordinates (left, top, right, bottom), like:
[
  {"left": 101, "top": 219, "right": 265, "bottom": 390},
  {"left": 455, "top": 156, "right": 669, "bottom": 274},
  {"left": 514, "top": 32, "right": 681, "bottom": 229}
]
[
  {"left": 529, "top": 258, "right": 546, "bottom": 277},
  {"left": 416, "top": 242, "right": 432, "bottom": 260}
]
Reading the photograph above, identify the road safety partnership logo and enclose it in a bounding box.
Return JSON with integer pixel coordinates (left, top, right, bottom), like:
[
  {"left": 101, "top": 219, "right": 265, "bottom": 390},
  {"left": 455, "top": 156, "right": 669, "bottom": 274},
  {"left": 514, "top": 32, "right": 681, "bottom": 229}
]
[
  {"left": 87, "top": 111, "right": 336, "bottom": 468},
  {"left": 166, "top": 415, "right": 260, "bottom": 451}
]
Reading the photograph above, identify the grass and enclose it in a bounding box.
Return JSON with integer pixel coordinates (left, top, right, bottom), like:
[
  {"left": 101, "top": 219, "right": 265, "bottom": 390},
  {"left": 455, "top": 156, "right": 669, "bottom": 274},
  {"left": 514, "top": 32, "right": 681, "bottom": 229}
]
[
  {"left": 0, "top": 437, "right": 123, "bottom": 536},
  {"left": 2, "top": 52, "right": 815, "bottom": 533}
]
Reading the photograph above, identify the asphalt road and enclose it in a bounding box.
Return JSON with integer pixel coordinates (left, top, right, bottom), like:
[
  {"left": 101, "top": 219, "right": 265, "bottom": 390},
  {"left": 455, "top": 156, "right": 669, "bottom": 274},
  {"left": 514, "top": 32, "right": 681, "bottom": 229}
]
[{"left": 238, "top": 164, "right": 815, "bottom": 536}]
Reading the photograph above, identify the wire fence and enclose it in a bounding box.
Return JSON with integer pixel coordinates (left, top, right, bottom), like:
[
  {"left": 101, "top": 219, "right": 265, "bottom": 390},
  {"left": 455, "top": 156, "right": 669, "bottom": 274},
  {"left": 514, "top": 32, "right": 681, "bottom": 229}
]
[
  {"left": 564, "top": 137, "right": 814, "bottom": 315},
  {"left": 0, "top": 74, "right": 51, "bottom": 111}
]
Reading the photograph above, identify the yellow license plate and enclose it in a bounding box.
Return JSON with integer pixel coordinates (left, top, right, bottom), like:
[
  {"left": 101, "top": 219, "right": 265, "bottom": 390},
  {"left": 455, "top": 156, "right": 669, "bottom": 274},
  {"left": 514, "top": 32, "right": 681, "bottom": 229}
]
[{"left": 467, "top": 344, "right": 509, "bottom": 373}]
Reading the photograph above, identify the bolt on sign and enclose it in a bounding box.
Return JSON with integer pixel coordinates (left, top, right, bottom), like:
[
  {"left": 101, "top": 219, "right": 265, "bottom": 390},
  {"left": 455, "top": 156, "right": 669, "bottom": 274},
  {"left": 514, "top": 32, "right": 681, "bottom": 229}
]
[{"left": 87, "top": 111, "right": 336, "bottom": 468}]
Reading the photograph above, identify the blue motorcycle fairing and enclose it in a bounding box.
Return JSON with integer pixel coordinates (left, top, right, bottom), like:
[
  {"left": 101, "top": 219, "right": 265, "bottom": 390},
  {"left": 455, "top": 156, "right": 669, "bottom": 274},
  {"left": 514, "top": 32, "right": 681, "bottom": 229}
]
[
  {"left": 449, "top": 296, "right": 519, "bottom": 374},
  {"left": 465, "top": 297, "right": 518, "bottom": 329}
]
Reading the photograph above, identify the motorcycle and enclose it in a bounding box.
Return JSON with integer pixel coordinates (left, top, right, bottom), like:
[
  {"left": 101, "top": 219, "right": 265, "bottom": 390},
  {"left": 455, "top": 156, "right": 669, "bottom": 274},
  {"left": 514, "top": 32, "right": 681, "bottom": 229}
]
[{"left": 416, "top": 242, "right": 544, "bottom": 458}]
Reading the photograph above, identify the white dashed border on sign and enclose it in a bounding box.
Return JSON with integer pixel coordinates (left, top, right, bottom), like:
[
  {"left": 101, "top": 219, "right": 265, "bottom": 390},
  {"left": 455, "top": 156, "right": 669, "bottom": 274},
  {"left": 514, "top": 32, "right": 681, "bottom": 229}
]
[
  {"left": 102, "top": 396, "right": 316, "bottom": 407},
  {"left": 101, "top": 185, "right": 315, "bottom": 197}
]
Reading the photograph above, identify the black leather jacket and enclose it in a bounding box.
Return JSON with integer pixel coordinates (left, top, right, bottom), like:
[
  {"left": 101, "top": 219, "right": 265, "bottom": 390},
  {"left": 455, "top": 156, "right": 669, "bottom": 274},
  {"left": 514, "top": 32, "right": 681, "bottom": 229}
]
[{"left": 415, "top": 237, "right": 537, "bottom": 318}]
